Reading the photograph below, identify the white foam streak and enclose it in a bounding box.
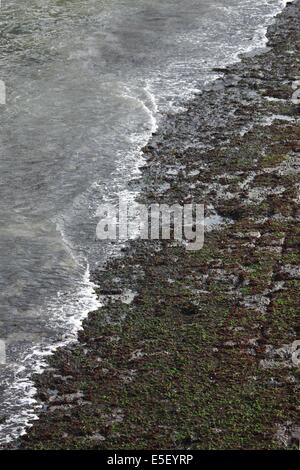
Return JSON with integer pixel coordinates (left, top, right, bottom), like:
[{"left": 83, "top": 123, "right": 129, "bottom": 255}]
[
  {"left": 0, "top": 266, "right": 100, "bottom": 445},
  {"left": 0, "top": 0, "right": 291, "bottom": 447}
]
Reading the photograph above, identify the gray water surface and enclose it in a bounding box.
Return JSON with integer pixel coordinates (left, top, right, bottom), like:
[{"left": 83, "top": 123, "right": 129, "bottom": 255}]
[{"left": 0, "top": 0, "right": 286, "bottom": 444}]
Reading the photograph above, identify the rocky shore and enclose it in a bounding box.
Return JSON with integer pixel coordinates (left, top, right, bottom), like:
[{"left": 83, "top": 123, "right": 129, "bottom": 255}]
[{"left": 11, "top": 0, "right": 300, "bottom": 449}]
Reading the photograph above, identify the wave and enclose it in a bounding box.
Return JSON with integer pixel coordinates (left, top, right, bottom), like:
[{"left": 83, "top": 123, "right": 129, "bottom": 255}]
[{"left": 0, "top": 0, "right": 291, "bottom": 446}]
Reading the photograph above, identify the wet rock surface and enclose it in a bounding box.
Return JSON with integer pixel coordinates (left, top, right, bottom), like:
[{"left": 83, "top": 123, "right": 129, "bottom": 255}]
[{"left": 12, "top": 1, "right": 300, "bottom": 449}]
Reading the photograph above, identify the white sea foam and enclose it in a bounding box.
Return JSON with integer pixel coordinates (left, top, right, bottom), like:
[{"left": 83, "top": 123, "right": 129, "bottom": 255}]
[
  {"left": 0, "top": 0, "right": 291, "bottom": 446},
  {"left": 0, "top": 266, "right": 100, "bottom": 445}
]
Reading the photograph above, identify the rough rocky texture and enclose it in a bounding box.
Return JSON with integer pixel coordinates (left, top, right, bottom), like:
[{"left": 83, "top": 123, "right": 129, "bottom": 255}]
[{"left": 11, "top": 1, "right": 300, "bottom": 450}]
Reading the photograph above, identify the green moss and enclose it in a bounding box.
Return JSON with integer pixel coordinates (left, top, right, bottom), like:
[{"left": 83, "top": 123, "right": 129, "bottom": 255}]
[
  {"left": 16, "top": 4, "right": 300, "bottom": 450},
  {"left": 261, "top": 153, "right": 286, "bottom": 168}
]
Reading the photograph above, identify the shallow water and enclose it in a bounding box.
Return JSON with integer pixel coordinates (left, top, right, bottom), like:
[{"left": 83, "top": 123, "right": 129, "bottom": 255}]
[{"left": 0, "top": 0, "right": 287, "bottom": 444}]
